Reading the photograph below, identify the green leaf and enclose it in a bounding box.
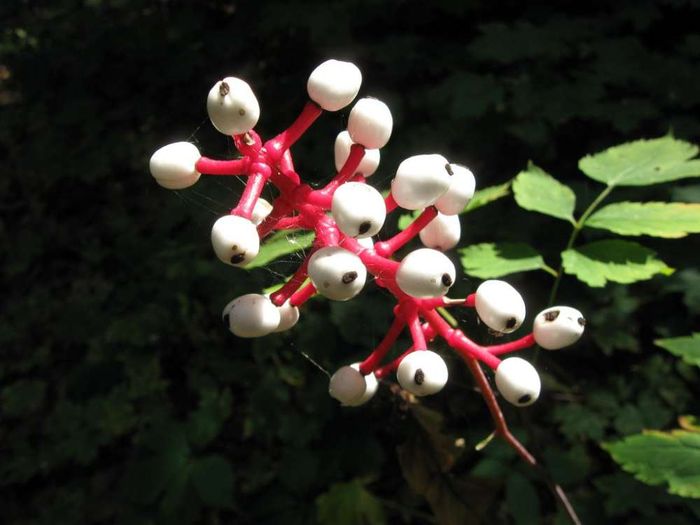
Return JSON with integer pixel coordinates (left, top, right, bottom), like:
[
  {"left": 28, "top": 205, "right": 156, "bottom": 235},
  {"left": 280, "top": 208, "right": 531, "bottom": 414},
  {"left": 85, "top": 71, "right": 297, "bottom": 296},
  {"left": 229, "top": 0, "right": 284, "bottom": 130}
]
[
  {"left": 459, "top": 242, "right": 552, "bottom": 278},
  {"left": 561, "top": 240, "right": 674, "bottom": 287},
  {"left": 604, "top": 430, "right": 700, "bottom": 498},
  {"left": 397, "top": 210, "right": 419, "bottom": 231},
  {"left": 191, "top": 455, "right": 234, "bottom": 508},
  {"left": 245, "top": 230, "right": 314, "bottom": 269},
  {"left": 586, "top": 202, "right": 700, "bottom": 238},
  {"left": 463, "top": 181, "right": 512, "bottom": 213},
  {"left": 655, "top": 334, "right": 700, "bottom": 367},
  {"left": 512, "top": 163, "right": 576, "bottom": 222},
  {"left": 316, "top": 479, "right": 386, "bottom": 525},
  {"left": 579, "top": 136, "right": 700, "bottom": 187},
  {"left": 505, "top": 473, "right": 541, "bottom": 525}
]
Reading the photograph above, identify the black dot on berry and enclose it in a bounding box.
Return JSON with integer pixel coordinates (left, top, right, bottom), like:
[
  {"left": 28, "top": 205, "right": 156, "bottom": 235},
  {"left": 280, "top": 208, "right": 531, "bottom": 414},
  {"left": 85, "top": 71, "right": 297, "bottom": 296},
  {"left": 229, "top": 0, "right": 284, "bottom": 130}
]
[
  {"left": 222, "top": 313, "right": 230, "bottom": 326},
  {"left": 323, "top": 281, "right": 330, "bottom": 288},
  {"left": 444, "top": 163, "right": 454, "bottom": 176},
  {"left": 578, "top": 317, "right": 586, "bottom": 326},
  {"left": 230, "top": 253, "right": 246, "bottom": 264},
  {"left": 219, "top": 81, "right": 230, "bottom": 97},
  {"left": 441, "top": 273, "right": 453, "bottom": 287},
  {"left": 342, "top": 271, "right": 358, "bottom": 284},
  {"left": 544, "top": 310, "right": 560, "bottom": 322},
  {"left": 414, "top": 369, "right": 425, "bottom": 385},
  {"left": 518, "top": 394, "right": 531, "bottom": 404},
  {"left": 238, "top": 108, "right": 246, "bottom": 116},
  {"left": 505, "top": 317, "right": 517, "bottom": 329},
  {"left": 358, "top": 221, "right": 372, "bottom": 235}
]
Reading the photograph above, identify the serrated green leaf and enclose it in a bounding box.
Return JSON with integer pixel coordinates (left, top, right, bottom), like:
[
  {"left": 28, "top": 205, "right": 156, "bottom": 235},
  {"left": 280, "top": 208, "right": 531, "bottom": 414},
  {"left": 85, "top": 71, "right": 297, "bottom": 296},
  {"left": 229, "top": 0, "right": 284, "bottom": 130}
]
[
  {"left": 512, "top": 163, "right": 576, "bottom": 222},
  {"left": 316, "top": 479, "right": 386, "bottom": 525},
  {"left": 579, "top": 136, "right": 700, "bottom": 187},
  {"left": 191, "top": 455, "right": 234, "bottom": 508},
  {"left": 561, "top": 240, "right": 674, "bottom": 287},
  {"left": 246, "top": 230, "right": 314, "bottom": 269},
  {"left": 459, "top": 242, "right": 552, "bottom": 278},
  {"left": 604, "top": 430, "right": 700, "bottom": 498},
  {"left": 586, "top": 202, "right": 700, "bottom": 238},
  {"left": 655, "top": 333, "right": 700, "bottom": 367},
  {"left": 463, "top": 181, "right": 512, "bottom": 213}
]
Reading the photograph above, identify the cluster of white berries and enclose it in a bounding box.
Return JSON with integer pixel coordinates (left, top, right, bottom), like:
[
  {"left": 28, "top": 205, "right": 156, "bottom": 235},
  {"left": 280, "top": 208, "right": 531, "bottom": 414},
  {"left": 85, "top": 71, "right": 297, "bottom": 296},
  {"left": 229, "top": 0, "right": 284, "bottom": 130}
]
[{"left": 149, "top": 58, "right": 585, "bottom": 413}]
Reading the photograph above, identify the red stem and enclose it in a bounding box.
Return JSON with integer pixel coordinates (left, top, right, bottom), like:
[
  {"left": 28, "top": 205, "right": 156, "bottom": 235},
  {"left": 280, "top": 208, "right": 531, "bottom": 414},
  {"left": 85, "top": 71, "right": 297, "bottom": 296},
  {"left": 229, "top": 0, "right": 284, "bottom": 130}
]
[
  {"left": 486, "top": 334, "right": 536, "bottom": 356},
  {"left": 374, "top": 206, "right": 438, "bottom": 257},
  {"left": 195, "top": 156, "right": 251, "bottom": 175},
  {"left": 270, "top": 258, "right": 310, "bottom": 306},
  {"left": 289, "top": 282, "right": 316, "bottom": 307},
  {"left": 358, "top": 316, "right": 406, "bottom": 375},
  {"left": 232, "top": 164, "right": 271, "bottom": 219},
  {"left": 266, "top": 101, "right": 323, "bottom": 159}
]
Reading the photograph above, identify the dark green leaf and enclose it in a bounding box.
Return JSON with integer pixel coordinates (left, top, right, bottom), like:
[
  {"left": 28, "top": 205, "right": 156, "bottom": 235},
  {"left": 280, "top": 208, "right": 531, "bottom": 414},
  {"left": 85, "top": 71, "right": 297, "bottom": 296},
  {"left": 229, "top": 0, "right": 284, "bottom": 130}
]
[
  {"left": 191, "top": 455, "right": 234, "bottom": 508},
  {"left": 316, "top": 479, "right": 386, "bottom": 525},
  {"left": 506, "top": 473, "right": 541, "bottom": 525},
  {"left": 655, "top": 334, "right": 700, "bottom": 367}
]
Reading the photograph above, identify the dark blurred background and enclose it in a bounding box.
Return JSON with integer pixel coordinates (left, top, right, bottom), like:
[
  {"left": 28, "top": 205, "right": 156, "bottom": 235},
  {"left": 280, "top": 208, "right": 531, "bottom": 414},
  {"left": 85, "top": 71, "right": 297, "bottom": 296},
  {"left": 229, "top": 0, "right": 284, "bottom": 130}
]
[{"left": 1, "top": 1, "right": 699, "bottom": 523}]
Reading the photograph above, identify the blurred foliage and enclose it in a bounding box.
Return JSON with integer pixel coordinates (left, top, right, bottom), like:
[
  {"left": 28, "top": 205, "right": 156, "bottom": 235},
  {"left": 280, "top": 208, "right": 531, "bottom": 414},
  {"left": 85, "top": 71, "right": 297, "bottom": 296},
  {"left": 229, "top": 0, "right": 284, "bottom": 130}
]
[{"left": 1, "top": 0, "right": 699, "bottom": 523}]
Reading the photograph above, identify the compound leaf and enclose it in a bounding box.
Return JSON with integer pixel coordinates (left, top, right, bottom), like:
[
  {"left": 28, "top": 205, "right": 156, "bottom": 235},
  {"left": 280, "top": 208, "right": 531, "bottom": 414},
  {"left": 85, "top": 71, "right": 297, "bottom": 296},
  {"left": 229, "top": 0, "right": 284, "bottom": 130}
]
[
  {"left": 246, "top": 230, "right": 314, "bottom": 269},
  {"left": 459, "top": 242, "right": 550, "bottom": 278},
  {"left": 604, "top": 430, "right": 700, "bottom": 498},
  {"left": 586, "top": 202, "right": 700, "bottom": 238},
  {"left": 655, "top": 333, "right": 700, "bottom": 367},
  {"left": 579, "top": 136, "right": 700, "bottom": 187},
  {"left": 512, "top": 163, "right": 576, "bottom": 222},
  {"left": 561, "top": 240, "right": 674, "bottom": 287}
]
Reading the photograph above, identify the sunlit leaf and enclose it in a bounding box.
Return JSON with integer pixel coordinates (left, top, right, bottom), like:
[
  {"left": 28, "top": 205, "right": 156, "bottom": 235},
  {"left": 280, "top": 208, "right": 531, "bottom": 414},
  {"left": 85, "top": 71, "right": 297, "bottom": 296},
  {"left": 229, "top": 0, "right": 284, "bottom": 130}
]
[
  {"left": 586, "top": 202, "right": 700, "bottom": 238},
  {"left": 245, "top": 230, "right": 314, "bottom": 269},
  {"left": 604, "top": 430, "right": 700, "bottom": 498},
  {"left": 561, "top": 240, "right": 674, "bottom": 287},
  {"left": 316, "top": 479, "right": 386, "bottom": 525},
  {"left": 655, "top": 333, "right": 700, "bottom": 367},
  {"left": 463, "top": 181, "right": 512, "bottom": 213},
  {"left": 512, "top": 163, "right": 576, "bottom": 222},
  {"left": 579, "top": 136, "right": 700, "bottom": 186},
  {"left": 459, "top": 242, "right": 551, "bottom": 278}
]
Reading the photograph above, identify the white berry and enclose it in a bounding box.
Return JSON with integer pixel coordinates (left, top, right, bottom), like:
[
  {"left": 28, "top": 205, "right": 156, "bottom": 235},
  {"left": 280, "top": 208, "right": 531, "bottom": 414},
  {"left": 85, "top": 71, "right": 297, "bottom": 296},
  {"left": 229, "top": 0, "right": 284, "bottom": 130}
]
[
  {"left": 149, "top": 142, "right": 201, "bottom": 189},
  {"left": 391, "top": 154, "right": 451, "bottom": 210},
  {"left": 251, "top": 198, "right": 273, "bottom": 226},
  {"left": 207, "top": 77, "right": 260, "bottom": 135},
  {"left": 347, "top": 97, "right": 393, "bottom": 149},
  {"left": 397, "top": 350, "right": 448, "bottom": 396},
  {"left": 272, "top": 299, "right": 300, "bottom": 333},
  {"left": 396, "top": 248, "right": 456, "bottom": 298},
  {"left": 308, "top": 247, "right": 367, "bottom": 301},
  {"left": 331, "top": 182, "right": 386, "bottom": 238},
  {"left": 344, "top": 363, "right": 378, "bottom": 406},
  {"left": 222, "top": 294, "right": 280, "bottom": 338},
  {"left": 357, "top": 236, "right": 375, "bottom": 250},
  {"left": 475, "top": 280, "right": 526, "bottom": 333},
  {"left": 435, "top": 164, "right": 476, "bottom": 215},
  {"left": 307, "top": 59, "right": 362, "bottom": 112},
  {"left": 334, "top": 131, "right": 380, "bottom": 177},
  {"left": 533, "top": 306, "right": 585, "bottom": 350},
  {"left": 419, "top": 212, "right": 461, "bottom": 251},
  {"left": 495, "top": 357, "right": 541, "bottom": 406},
  {"left": 211, "top": 215, "right": 260, "bottom": 267},
  {"left": 329, "top": 365, "right": 366, "bottom": 405}
]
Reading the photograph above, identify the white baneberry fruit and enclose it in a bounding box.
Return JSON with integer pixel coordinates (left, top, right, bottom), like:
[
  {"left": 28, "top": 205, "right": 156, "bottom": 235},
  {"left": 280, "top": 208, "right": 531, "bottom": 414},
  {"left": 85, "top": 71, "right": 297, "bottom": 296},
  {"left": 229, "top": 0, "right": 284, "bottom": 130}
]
[
  {"left": 397, "top": 350, "right": 448, "bottom": 396},
  {"left": 435, "top": 164, "right": 476, "bottom": 215},
  {"left": 334, "top": 131, "right": 380, "bottom": 177},
  {"left": 222, "top": 294, "right": 280, "bottom": 338},
  {"left": 357, "top": 236, "right": 375, "bottom": 250},
  {"left": 533, "top": 306, "right": 585, "bottom": 350},
  {"left": 495, "top": 357, "right": 541, "bottom": 406},
  {"left": 344, "top": 363, "right": 378, "bottom": 406},
  {"left": 211, "top": 215, "right": 260, "bottom": 267},
  {"left": 329, "top": 365, "right": 366, "bottom": 405},
  {"left": 207, "top": 77, "right": 260, "bottom": 135},
  {"left": 308, "top": 247, "right": 367, "bottom": 301},
  {"left": 396, "top": 248, "right": 456, "bottom": 298},
  {"left": 307, "top": 59, "right": 362, "bottom": 112},
  {"left": 391, "top": 154, "right": 451, "bottom": 210},
  {"left": 331, "top": 182, "right": 386, "bottom": 238},
  {"left": 272, "top": 299, "right": 300, "bottom": 333},
  {"left": 251, "top": 198, "right": 273, "bottom": 226},
  {"left": 347, "top": 97, "right": 393, "bottom": 149},
  {"left": 149, "top": 142, "right": 201, "bottom": 189},
  {"left": 419, "top": 212, "right": 461, "bottom": 251},
  {"left": 475, "top": 280, "right": 526, "bottom": 333}
]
